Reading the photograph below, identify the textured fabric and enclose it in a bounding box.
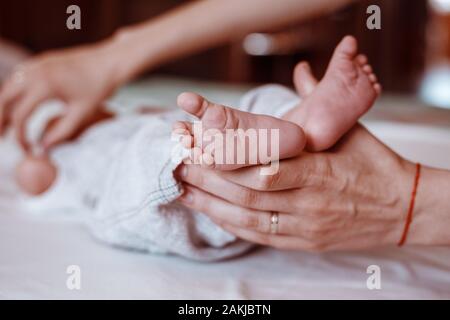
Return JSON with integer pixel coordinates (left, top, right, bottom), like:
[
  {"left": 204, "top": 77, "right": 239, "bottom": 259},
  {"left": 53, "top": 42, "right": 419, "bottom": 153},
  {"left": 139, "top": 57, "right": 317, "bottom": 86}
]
[{"left": 24, "top": 85, "right": 300, "bottom": 261}]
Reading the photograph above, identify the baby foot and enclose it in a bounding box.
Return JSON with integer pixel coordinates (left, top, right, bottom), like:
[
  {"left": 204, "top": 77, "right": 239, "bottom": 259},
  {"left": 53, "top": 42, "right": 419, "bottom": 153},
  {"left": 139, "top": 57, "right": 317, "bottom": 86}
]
[
  {"left": 16, "top": 155, "right": 57, "bottom": 196},
  {"left": 175, "top": 92, "right": 306, "bottom": 170},
  {"left": 284, "top": 35, "right": 381, "bottom": 151}
]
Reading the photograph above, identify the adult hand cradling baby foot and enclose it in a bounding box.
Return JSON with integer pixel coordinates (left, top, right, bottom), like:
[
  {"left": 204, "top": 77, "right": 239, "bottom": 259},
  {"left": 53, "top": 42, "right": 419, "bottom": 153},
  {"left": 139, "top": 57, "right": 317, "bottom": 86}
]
[
  {"left": 177, "top": 124, "right": 450, "bottom": 251},
  {"left": 177, "top": 36, "right": 450, "bottom": 251}
]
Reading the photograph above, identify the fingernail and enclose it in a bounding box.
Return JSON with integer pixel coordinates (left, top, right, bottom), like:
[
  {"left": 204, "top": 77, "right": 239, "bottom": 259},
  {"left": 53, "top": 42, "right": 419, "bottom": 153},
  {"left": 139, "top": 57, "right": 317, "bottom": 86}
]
[
  {"left": 201, "top": 152, "right": 215, "bottom": 167},
  {"left": 179, "top": 189, "right": 193, "bottom": 204},
  {"left": 181, "top": 135, "right": 192, "bottom": 148}
]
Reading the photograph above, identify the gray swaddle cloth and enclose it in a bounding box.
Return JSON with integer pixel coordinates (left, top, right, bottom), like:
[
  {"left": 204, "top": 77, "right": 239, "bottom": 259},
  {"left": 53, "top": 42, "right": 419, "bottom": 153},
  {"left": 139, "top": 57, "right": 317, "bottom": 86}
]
[{"left": 25, "top": 85, "right": 300, "bottom": 261}]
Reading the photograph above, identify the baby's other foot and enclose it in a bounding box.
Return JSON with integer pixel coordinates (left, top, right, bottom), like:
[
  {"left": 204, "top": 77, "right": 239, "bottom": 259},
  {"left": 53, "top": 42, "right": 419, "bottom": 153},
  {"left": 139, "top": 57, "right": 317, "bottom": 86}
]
[
  {"left": 175, "top": 92, "right": 306, "bottom": 170},
  {"left": 285, "top": 35, "right": 381, "bottom": 151}
]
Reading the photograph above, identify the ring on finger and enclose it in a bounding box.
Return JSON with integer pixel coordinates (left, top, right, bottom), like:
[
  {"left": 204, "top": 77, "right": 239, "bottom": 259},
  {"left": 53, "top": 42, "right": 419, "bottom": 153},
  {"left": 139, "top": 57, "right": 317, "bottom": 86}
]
[{"left": 270, "top": 211, "right": 279, "bottom": 234}]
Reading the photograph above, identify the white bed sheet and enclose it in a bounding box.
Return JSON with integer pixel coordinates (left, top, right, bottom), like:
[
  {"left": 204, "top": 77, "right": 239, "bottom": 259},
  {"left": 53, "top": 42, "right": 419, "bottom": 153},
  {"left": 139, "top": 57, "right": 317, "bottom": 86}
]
[{"left": 1, "top": 79, "right": 450, "bottom": 299}]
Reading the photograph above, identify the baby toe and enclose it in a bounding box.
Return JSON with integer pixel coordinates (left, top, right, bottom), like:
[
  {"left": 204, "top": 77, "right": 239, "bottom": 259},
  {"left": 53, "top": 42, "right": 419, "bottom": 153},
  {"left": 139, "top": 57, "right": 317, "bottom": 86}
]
[
  {"left": 172, "top": 121, "right": 192, "bottom": 134},
  {"left": 181, "top": 134, "right": 193, "bottom": 148},
  {"left": 177, "top": 92, "right": 206, "bottom": 117},
  {"left": 369, "top": 74, "right": 378, "bottom": 83},
  {"left": 172, "top": 121, "right": 195, "bottom": 147},
  {"left": 373, "top": 83, "right": 382, "bottom": 95},
  {"left": 201, "top": 152, "right": 215, "bottom": 168},
  {"left": 356, "top": 54, "right": 368, "bottom": 66},
  {"left": 187, "top": 147, "right": 203, "bottom": 165},
  {"left": 362, "top": 64, "right": 373, "bottom": 74}
]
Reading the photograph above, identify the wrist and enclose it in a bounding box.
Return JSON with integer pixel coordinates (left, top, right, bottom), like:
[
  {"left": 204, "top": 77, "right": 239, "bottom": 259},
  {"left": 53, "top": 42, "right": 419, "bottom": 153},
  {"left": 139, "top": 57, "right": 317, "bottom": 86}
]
[
  {"left": 402, "top": 163, "right": 450, "bottom": 246},
  {"left": 96, "top": 32, "right": 138, "bottom": 87},
  {"left": 104, "top": 22, "right": 179, "bottom": 85}
]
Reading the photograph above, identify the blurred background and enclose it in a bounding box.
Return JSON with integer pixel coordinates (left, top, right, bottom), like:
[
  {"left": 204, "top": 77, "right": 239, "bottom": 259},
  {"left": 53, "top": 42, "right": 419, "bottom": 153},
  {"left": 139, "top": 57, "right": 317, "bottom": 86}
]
[{"left": 0, "top": 0, "right": 449, "bottom": 109}]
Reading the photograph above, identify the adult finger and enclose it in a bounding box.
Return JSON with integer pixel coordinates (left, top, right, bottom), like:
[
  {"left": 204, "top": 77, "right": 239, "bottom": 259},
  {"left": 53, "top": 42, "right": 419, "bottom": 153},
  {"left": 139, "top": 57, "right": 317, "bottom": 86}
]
[
  {"left": 178, "top": 188, "right": 319, "bottom": 251},
  {"left": 179, "top": 163, "right": 348, "bottom": 225},
  {"left": 12, "top": 89, "right": 49, "bottom": 151},
  {"left": 180, "top": 180, "right": 343, "bottom": 240},
  {"left": 0, "top": 80, "right": 23, "bottom": 135},
  {"left": 178, "top": 184, "right": 299, "bottom": 237},
  {"left": 217, "top": 222, "right": 323, "bottom": 251},
  {"left": 219, "top": 153, "right": 333, "bottom": 191},
  {"left": 40, "top": 104, "right": 90, "bottom": 150},
  {"left": 178, "top": 164, "right": 298, "bottom": 212}
]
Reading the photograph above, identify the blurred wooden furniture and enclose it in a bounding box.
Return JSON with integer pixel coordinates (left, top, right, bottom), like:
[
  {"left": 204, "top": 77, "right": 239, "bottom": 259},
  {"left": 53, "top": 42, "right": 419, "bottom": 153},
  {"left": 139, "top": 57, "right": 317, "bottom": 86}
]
[{"left": 0, "top": 0, "right": 428, "bottom": 92}]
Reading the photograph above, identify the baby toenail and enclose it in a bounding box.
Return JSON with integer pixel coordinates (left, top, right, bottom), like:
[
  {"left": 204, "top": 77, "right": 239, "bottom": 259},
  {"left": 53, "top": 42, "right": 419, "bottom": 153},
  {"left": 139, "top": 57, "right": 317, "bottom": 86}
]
[{"left": 181, "top": 135, "right": 193, "bottom": 148}]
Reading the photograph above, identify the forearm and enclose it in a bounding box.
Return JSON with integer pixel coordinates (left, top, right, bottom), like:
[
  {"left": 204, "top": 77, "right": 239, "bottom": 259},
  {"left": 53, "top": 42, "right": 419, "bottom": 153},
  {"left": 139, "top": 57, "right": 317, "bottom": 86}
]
[
  {"left": 103, "top": 0, "right": 354, "bottom": 83},
  {"left": 408, "top": 164, "right": 450, "bottom": 246}
]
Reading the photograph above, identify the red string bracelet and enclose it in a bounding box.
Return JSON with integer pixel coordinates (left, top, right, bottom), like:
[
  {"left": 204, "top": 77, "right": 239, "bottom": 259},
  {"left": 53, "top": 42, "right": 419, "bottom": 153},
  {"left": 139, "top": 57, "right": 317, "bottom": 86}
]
[{"left": 398, "top": 163, "right": 422, "bottom": 246}]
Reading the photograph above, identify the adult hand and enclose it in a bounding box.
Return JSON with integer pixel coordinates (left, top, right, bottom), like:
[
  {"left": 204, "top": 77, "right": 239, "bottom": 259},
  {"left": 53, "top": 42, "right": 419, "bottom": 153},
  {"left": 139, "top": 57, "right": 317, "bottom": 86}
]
[
  {"left": 0, "top": 42, "right": 124, "bottom": 151},
  {"left": 177, "top": 124, "right": 450, "bottom": 251},
  {"left": 0, "top": 38, "right": 30, "bottom": 82}
]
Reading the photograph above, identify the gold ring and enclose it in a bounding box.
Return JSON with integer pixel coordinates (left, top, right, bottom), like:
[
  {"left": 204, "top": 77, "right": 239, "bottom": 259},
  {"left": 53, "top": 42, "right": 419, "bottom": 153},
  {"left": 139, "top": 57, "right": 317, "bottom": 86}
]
[{"left": 270, "top": 212, "right": 279, "bottom": 234}]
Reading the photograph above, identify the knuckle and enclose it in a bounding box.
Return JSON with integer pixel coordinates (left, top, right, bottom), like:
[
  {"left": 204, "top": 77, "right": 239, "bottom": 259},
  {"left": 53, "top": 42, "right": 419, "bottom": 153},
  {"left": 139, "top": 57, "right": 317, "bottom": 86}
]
[
  {"left": 239, "top": 213, "right": 260, "bottom": 231},
  {"left": 296, "top": 155, "right": 333, "bottom": 187},
  {"left": 304, "top": 220, "right": 327, "bottom": 240},
  {"left": 223, "top": 106, "right": 238, "bottom": 129},
  {"left": 316, "top": 156, "right": 333, "bottom": 187},
  {"left": 296, "top": 163, "right": 314, "bottom": 187},
  {"left": 239, "top": 189, "right": 259, "bottom": 207}
]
